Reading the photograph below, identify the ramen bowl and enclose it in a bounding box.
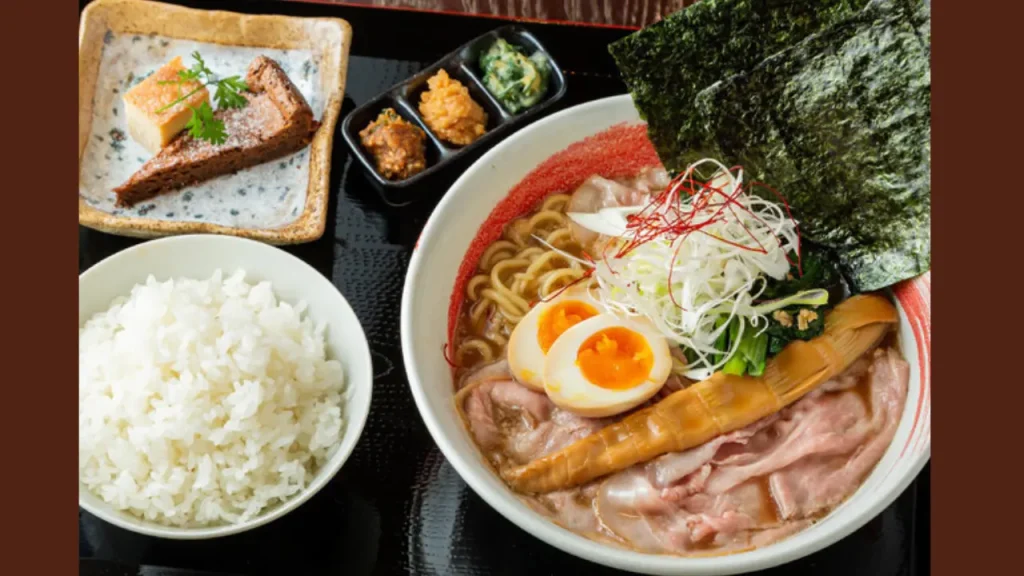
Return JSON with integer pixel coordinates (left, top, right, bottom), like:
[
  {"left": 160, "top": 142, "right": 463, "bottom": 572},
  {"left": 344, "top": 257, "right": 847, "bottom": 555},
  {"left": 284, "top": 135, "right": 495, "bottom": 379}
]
[{"left": 400, "top": 95, "right": 931, "bottom": 575}]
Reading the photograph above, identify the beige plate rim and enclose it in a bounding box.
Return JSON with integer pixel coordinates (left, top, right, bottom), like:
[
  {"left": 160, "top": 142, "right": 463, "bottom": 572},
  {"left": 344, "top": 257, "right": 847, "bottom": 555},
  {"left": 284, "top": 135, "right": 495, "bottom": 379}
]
[{"left": 77, "top": 0, "right": 352, "bottom": 245}]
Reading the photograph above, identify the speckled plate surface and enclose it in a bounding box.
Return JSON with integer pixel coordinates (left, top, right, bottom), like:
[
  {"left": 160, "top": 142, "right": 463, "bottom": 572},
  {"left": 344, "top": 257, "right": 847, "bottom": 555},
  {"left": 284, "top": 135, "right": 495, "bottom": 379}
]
[{"left": 77, "top": 0, "right": 351, "bottom": 244}]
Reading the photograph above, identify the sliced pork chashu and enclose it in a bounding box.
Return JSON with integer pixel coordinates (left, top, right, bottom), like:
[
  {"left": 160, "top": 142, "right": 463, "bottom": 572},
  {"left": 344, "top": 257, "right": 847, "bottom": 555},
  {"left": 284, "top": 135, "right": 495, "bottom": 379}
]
[{"left": 114, "top": 56, "right": 319, "bottom": 208}]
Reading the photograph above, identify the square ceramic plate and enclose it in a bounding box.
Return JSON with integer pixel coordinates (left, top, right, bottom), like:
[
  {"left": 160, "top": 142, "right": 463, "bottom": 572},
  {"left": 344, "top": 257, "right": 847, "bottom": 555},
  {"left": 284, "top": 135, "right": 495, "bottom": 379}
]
[{"left": 78, "top": 0, "right": 351, "bottom": 244}]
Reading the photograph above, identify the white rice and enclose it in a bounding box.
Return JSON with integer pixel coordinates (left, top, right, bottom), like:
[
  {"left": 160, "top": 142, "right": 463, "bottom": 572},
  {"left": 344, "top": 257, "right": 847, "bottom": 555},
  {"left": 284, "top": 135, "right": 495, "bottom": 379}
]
[{"left": 79, "top": 269, "right": 346, "bottom": 527}]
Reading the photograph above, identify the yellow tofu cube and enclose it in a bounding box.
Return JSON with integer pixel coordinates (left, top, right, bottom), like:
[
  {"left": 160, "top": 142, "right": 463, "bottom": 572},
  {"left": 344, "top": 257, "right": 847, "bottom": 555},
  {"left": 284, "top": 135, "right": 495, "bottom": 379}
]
[{"left": 122, "top": 56, "right": 210, "bottom": 154}]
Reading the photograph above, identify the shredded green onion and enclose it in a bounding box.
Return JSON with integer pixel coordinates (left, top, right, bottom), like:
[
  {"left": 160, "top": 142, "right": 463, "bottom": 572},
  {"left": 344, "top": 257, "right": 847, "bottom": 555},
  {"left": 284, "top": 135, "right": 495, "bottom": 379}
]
[{"left": 548, "top": 159, "right": 816, "bottom": 380}]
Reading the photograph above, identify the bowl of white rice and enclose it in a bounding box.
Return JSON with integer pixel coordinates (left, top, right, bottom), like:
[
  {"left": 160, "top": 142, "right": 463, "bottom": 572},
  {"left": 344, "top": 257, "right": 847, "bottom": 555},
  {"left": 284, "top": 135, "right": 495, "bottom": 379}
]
[{"left": 79, "top": 234, "right": 373, "bottom": 539}]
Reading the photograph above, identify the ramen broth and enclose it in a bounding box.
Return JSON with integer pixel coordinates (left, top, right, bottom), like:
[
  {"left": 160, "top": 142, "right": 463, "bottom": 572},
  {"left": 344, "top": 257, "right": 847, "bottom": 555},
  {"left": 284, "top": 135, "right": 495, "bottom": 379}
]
[
  {"left": 451, "top": 172, "right": 910, "bottom": 556},
  {"left": 452, "top": 167, "right": 671, "bottom": 376},
  {"left": 452, "top": 193, "right": 586, "bottom": 373}
]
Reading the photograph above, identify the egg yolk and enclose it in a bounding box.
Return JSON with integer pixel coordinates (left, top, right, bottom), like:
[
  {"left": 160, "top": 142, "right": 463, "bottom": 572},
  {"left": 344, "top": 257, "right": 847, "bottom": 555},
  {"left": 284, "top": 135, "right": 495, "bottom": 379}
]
[
  {"left": 537, "top": 300, "right": 598, "bottom": 353},
  {"left": 575, "top": 327, "right": 654, "bottom": 390}
]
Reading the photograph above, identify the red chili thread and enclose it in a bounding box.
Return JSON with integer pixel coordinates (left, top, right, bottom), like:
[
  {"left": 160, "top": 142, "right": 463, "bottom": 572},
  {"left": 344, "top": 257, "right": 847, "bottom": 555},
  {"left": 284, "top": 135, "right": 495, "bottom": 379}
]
[{"left": 592, "top": 165, "right": 802, "bottom": 311}]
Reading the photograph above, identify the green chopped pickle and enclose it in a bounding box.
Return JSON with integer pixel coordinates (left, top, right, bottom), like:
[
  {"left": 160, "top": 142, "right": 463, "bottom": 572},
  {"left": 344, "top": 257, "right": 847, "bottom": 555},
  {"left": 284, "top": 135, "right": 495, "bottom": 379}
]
[{"left": 479, "top": 39, "right": 551, "bottom": 114}]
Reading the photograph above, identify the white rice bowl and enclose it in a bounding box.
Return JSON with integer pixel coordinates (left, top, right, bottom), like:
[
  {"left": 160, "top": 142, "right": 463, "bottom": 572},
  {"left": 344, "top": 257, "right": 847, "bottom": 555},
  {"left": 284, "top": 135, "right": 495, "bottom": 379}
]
[{"left": 79, "top": 269, "right": 346, "bottom": 528}]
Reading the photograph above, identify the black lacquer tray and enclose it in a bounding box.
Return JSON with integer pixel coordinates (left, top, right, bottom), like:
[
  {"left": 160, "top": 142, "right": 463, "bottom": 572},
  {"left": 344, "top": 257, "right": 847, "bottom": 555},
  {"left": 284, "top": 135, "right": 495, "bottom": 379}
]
[
  {"left": 78, "top": 1, "right": 930, "bottom": 574},
  {"left": 341, "top": 24, "right": 566, "bottom": 204}
]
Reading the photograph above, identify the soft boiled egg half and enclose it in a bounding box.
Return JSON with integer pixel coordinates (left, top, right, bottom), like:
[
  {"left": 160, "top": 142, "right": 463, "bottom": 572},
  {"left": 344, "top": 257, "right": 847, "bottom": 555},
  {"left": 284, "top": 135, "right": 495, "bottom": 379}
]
[
  {"left": 543, "top": 314, "right": 671, "bottom": 417},
  {"left": 507, "top": 284, "right": 601, "bottom": 391}
]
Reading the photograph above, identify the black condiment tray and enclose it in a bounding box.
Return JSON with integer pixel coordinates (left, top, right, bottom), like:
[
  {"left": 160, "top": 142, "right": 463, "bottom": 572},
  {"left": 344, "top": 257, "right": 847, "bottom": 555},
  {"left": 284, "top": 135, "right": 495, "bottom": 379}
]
[
  {"left": 340, "top": 25, "right": 566, "bottom": 206},
  {"left": 79, "top": 1, "right": 929, "bottom": 575}
]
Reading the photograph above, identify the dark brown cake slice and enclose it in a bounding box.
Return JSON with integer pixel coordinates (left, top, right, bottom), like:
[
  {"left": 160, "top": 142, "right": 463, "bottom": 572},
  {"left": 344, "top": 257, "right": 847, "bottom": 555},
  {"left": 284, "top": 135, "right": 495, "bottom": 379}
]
[{"left": 114, "top": 56, "right": 320, "bottom": 208}]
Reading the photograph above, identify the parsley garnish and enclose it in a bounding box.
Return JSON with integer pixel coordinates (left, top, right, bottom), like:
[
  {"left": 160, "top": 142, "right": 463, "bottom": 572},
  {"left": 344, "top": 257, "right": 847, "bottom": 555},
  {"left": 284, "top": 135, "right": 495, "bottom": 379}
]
[
  {"left": 155, "top": 52, "right": 249, "bottom": 145},
  {"left": 214, "top": 76, "right": 249, "bottom": 109},
  {"left": 185, "top": 102, "right": 226, "bottom": 143}
]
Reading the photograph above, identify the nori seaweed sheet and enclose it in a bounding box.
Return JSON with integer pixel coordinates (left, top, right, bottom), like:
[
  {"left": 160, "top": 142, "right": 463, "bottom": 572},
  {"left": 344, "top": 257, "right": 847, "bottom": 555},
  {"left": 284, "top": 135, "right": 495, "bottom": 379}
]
[
  {"left": 609, "top": 0, "right": 872, "bottom": 169},
  {"left": 676, "top": 0, "right": 930, "bottom": 291},
  {"left": 611, "top": 0, "right": 931, "bottom": 291}
]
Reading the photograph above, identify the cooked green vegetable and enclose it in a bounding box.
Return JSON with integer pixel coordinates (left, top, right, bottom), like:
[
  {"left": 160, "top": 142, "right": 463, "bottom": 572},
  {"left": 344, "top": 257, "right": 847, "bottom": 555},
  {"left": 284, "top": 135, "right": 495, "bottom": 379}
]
[
  {"left": 687, "top": 305, "right": 819, "bottom": 376},
  {"left": 722, "top": 348, "right": 748, "bottom": 376},
  {"left": 760, "top": 248, "right": 838, "bottom": 355},
  {"left": 722, "top": 318, "right": 769, "bottom": 377},
  {"left": 761, "top": 247, "right": 847, "bottom": 304},
  {"left": 765, "top": 307, "right": 827, "bottom": 356},
  {"left": 712, "top": 315, "right": 730, "bottom": 366},
  {"left": 741, "top": 329, "right": 769, "bottom": 377},
  {"left": 612, "top": 0, "right": 931, "bottom": 292},
  {"left": 752, "top": 289, "right": 829, "bottom": 315},
  {"left": 708, "top": 246, "right": 840, "bottom": 374},
  {"left": 479, "top": 39, "right": 551, "bottom": 114}
]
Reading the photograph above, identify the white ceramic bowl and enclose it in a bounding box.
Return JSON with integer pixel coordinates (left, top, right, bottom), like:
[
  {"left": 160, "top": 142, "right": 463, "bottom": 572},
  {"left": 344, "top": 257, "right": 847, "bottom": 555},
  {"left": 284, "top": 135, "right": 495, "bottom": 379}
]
[
  {"left": 79, "top": 234, "right": 373, "bottom": 539},
  {"left": 401, "top": 95, "right": 931, "bottom": 575}
]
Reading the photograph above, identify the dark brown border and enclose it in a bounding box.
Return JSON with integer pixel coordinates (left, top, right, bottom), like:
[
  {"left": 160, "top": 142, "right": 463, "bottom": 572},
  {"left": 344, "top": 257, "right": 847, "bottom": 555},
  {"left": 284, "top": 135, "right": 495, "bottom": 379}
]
[
  {"left": 932, "top": 1, "right": 1017, "bottom": 575},
  {"left": 0, "top": 0, "right": 79, "bottom": 574}
]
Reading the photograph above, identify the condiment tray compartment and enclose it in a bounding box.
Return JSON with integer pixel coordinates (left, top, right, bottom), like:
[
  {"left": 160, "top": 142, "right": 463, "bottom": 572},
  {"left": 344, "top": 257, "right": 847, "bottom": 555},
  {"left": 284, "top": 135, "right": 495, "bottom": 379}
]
[{"left": 340, "top": 24, "right": 566, "bottom": 205}]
